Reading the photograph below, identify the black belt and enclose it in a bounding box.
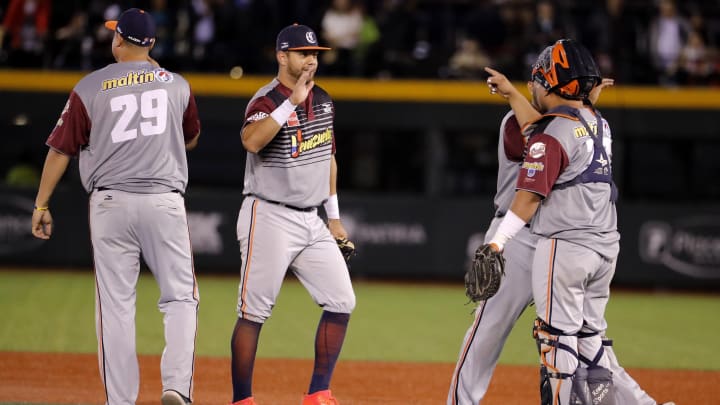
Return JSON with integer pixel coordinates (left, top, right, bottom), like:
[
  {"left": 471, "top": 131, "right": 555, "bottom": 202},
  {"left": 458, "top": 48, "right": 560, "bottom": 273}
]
[
  {"left": 96, "top": 186, "right": 182, "bottom": 194},
  {"left": 245, "top": 194, "right": 316, "bottom": 212}
]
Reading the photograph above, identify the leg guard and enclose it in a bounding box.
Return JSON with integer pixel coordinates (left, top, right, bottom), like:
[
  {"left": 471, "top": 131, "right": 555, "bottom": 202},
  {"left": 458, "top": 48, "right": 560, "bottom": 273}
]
[
  {"left": 573, "top": 331, "right": 616, "bottom": 405},
  {"left": 570, "top": 366, "right": 615, "bottom": 405},
  {"left": 534, "top": 318, "right": 578, "bottom": 405},
  {"left": 539, "top": 364, "right": 553, "bottom": 405}
]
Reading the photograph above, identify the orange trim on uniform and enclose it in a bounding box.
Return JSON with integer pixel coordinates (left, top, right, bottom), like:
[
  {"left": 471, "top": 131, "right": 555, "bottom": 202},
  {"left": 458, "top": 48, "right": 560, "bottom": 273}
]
[
  {"left": 184, "top": 209, "right": 199, "bottom": 399},
  {"left": 450, "top": 301, "right": 487, "bottom": 405},
  {"left": 239, "top": 200, "right": 259, "bottom": 317},
  {"left": 537, "top": 328, "right": 562, "bottom": 405},
  {"left": 88, "top": 198, "right": 109, "bottom": 404},
  {"left": 541, "top": 238, "right": 562, "bottom": 405},
  {"left": 545, "top": 239, "right": 557, "bottom": 322}
]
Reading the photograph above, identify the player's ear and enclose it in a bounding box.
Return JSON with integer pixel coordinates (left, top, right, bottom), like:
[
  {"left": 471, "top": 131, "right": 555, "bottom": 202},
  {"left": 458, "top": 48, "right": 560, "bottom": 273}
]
[{"left": 277, "top": 50, "right": 288, "bottom": 66}]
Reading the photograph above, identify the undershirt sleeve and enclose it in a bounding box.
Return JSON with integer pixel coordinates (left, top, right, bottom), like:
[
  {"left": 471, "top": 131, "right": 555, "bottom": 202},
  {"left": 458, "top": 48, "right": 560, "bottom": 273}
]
[
  {"left": 515, "top": 133, "right": 569, "bottom": 198},
  {"left": 46, "top": 91, "right": 91, "bottom": 157}
]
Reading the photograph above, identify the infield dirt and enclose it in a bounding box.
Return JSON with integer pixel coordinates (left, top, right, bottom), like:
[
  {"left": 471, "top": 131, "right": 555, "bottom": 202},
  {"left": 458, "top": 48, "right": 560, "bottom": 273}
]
[{"left": 1, "top": 352, "right": 717, "bottom": 404}]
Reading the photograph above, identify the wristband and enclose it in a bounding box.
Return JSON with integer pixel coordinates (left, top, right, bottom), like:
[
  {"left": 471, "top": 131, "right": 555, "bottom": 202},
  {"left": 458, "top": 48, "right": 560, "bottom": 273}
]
[
  {"left": 270, "top": 99, "right": 297, "bottom": 126},
  {"left": 34, "top": 205, "right": 49, "bottom": 211},
  {"left": 323, "top": 194, "right": 340, "bottom": 219},
  {"left": 489, "top": 210, "right": 526, "bottom": 251}
]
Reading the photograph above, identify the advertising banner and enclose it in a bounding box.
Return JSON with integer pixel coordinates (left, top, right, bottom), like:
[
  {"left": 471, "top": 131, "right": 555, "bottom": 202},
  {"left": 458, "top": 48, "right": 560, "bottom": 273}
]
[{"left": 1, "top": 186, "right": 717, "bottom": 289}]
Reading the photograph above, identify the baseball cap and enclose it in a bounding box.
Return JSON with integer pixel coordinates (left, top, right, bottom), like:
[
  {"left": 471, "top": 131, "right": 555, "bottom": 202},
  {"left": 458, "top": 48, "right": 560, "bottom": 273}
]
[
  {"left": 104, "top": 8, "right": 156, "bottom": 47},
  {"left": 276, "top": 24, "right": 331, "bottom": 52}
]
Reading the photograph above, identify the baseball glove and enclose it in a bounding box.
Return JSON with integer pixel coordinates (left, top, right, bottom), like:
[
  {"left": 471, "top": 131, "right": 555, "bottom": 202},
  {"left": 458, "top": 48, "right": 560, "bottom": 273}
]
[
  {"left": 336, "top": 237, "right": 356, "bottom": 262},
  {"left": 465, "top": 244, "right": 506, "bottom": 302}
]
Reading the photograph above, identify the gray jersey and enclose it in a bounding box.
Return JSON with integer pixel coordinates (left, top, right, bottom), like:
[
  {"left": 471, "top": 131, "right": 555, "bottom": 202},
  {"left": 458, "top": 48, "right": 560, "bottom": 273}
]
[
  {"left": 493, "top": 111, "right": 527, "bottom": 216},
  {"left": 518, "top": 107, "right": 620, "bottom": 258},
  {"left": 47, "top": 61, "right": 200, "bottom": 194},
  {"left": 241, "top": 79, "right": 334, "bottom": 208}
]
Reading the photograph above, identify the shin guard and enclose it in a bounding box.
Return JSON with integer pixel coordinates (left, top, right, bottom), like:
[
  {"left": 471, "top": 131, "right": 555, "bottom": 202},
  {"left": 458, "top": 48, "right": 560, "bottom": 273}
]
[{"left": 534, "top": 318, "right": 578, "bottom": 404}]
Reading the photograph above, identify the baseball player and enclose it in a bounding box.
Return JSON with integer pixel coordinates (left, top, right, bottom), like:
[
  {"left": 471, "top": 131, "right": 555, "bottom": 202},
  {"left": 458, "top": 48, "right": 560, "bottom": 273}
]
[
  {"left": 30, "top": 9, "right": 200, "bottom": 405},
  {"left": 472, "top": 39, "right": 675, "bottom": 405},
  {"left": 448, "top": 67, "right": 674, "bottom": 405},
  {"left": 229, "top": 24, "right": 355, "bottom": 405}
]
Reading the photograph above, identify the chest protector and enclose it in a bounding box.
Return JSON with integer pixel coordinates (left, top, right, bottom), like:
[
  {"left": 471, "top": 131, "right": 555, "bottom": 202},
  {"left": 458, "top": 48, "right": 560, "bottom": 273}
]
[{"left": 531, "top": 105, "right": 618, "bottom": 202}]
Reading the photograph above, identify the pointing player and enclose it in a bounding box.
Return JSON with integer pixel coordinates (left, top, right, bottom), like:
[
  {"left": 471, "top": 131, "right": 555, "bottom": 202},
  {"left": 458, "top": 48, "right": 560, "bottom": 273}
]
[
  {"left": 450, "top": 40, "right": 673, "bottom": 405},
  {"left": 229, "top": 24, "right": 355, "bottom": 405},
  {"left": 31, "top": 8, "right": 200, "bottom": 405}
]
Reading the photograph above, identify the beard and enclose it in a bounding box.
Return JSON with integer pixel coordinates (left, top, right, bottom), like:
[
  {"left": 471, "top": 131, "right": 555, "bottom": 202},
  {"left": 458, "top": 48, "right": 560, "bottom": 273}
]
[
  {"left": 289, "top": 64, "right": 316, "bottom": 82},
  {"left": 532, "top": 90, "right": 548, "bottom": 113}
]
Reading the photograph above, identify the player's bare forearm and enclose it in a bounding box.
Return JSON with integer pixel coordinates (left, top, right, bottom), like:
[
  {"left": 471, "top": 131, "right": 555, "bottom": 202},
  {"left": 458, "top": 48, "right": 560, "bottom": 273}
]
[
  {"left": 508, "top": 95, "right": 541, "bottom": 127},
  {"left": 35, "top": 149, "right": 71, "bottom": 207},
  {"left": 241, "top": 119, "right": 282, "bottom": 153},
  {"left": 329, "top": 155, "right": 338, "bottom": 195},
  {"left": 487, "top": 190, "right": 540, "bottom": 251},
  {"left": 32, "top": 149, "right": 69, "bottom": 240},
  {"left": 328, "top": 219, "right": 348, "bottom": 240},
  {"left": 186, "top": 131, "right": 200, "bottom": 151},
  {"left": 508, "top": 190, "right": 541, "bottom": 223}
]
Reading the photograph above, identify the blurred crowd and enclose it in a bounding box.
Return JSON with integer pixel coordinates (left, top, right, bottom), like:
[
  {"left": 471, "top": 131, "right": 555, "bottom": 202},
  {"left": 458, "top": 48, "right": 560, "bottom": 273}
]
[{"left": 1, "top": 0, "right": 720, "bottom": 86}]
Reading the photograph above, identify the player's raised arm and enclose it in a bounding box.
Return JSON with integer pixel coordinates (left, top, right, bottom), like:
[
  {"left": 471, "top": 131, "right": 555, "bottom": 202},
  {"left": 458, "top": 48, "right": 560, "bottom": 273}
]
[
  {"left": 587, "top": 78, "right": 615, "bottom": 106},
  {"left": 241, "top": 66, "right": 314, "bottom": 153},
  {"left": 485, "top": 67, "right": 541, "bottom": 127}
]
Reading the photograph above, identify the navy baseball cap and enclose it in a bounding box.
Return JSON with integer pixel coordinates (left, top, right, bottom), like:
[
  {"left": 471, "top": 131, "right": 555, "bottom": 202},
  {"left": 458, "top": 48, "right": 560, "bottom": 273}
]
[
  {"left": 105, "top": 8, "right": 156, "bottom": 47},
  {"left": 276, "top": 24, "right": 331, "bottom": 52}
]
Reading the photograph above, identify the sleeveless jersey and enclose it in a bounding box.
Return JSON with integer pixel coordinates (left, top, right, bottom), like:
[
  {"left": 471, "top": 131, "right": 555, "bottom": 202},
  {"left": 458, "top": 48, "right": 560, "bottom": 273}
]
[
  {"left": 518, "top": 106, "right": 620, "bottom": 259},
  {"left": 46, "top": 61, "right": 200, "bottom": 194},
  {"left": 242, "top": 78, "right": 335, "bottom": 208}
]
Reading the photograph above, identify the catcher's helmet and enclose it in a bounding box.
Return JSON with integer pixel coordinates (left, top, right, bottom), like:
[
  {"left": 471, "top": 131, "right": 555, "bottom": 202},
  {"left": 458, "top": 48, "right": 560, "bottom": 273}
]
[{"left": 531, "top": 39, "right": 601, "bottom": 100}]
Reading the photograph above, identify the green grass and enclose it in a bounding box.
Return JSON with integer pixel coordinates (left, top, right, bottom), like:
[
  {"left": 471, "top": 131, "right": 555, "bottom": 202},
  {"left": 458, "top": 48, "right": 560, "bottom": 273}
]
[{"left": 0, "top": 269, "right": 718, "bottom": 370}]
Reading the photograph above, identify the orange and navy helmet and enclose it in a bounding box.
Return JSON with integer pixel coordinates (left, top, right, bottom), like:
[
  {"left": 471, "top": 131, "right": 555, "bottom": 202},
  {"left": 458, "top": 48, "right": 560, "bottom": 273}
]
[{"left": 531, "top": 39, "right": 601, "bottom": 100}]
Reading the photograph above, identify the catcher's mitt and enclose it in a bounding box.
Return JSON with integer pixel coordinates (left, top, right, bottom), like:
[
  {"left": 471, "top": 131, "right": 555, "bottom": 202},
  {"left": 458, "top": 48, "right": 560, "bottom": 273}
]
[
  {"left": 465, "top": 244, "right": 506, "bottom": 302},
  {"left": 336, "top": 237, "right": 356, "bottom": 262}
]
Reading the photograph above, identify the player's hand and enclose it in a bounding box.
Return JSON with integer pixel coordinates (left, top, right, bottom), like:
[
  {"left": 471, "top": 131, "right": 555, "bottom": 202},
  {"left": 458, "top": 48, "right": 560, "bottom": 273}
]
[
  {"left": 289, "top": 67, "right": 315, "bottom": 105},
  {"left": 327, "top": 218, "right": 348, "bottom": 240},
  {"left": 31, "top": 209, "right": 53, "bottom": 240},
  {"left": 484, "top": 67, "right": 517, "bottom": 99},
  {"left": 588, "top": 77, "right": 615, "bottom": 105}
]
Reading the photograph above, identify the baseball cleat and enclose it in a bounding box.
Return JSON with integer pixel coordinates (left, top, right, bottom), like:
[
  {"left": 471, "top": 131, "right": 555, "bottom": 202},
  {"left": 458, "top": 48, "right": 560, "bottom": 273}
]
[
  {"left": 302, "top": 389, "right": 339, "bottom": 405},
  {"left": 161, "top": 390, "right": 190, "bottom": 405},
  {"left": 230, "top": 397, "right": 258, "bottom": 405}
]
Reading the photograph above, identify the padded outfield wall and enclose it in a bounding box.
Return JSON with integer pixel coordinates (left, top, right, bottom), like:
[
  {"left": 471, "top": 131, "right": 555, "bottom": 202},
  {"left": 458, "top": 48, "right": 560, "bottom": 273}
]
[{"left": 0, "top": 71, "right": 718, "bottom": 289}]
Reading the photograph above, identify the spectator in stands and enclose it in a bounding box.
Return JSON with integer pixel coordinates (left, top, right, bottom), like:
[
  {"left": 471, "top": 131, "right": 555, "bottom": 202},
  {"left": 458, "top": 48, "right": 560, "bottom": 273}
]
[
  {"left": 320, "top": 0, "right": 363, "bottom": 77},
  {"left": 462, "top": 0, "right": 506, "bottom": 58},
  {"left": 446, "top": 36, "right": 491, "bottom": 79},
  {"left": 349, "top": 1, "right": 380, "bottom": 78},
  {"left": 580, "top": 0, "right": 642, "bottom": 83},
  {"left": 522, "top": 0, "right": 574, "bottom": 76},
  {"left": 372, "top": 0, "right": 419, "bottom": 78},
  {"left": 678, "top": 29, "right": 715, "bottom": 85},
  {"left": 0, "top": 0, "right": 51, "bottom": 67},
  {"left": 649, "top": 0, "right": 691, "bottom": 85}
]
